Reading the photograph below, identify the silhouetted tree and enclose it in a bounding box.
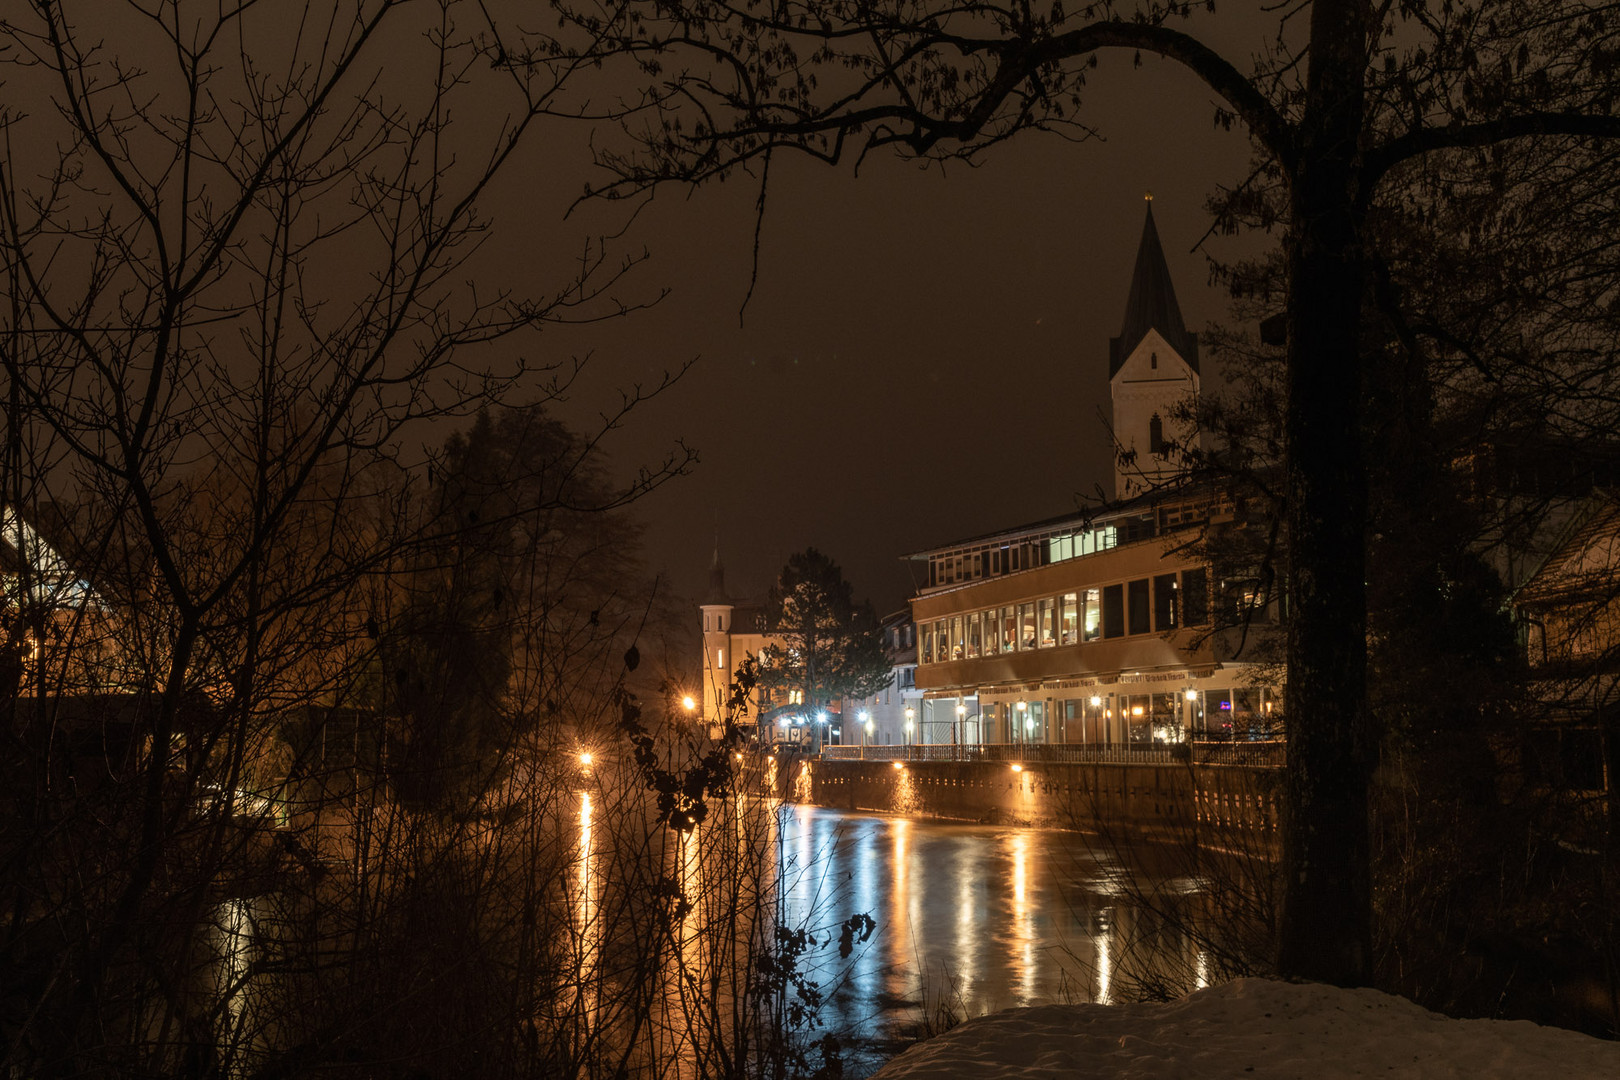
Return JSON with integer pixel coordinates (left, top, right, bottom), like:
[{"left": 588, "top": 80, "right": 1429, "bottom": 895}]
[
  {"left": 568, "top": 0, "right": 1620, "bottom": 985},
  {"left": 0, "top": 4, "right": 690, "bottom": 1075},
  {"left": 759, "top": 548, "right": 892, "bottom": 753}
]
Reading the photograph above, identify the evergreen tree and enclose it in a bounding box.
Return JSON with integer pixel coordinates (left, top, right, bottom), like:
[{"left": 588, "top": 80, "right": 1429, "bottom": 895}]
[{"left": 759, "top": 549, "right": 892, "bottom": 751}]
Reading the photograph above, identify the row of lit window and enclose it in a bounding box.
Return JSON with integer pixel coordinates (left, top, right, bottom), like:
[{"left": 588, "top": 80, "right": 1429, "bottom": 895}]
[
  {"left": 919, "top": 687, "right": 1279, "bottom": 744},
  {"left": 927, "top": 525, "right": 1121, "bottom": 588},
  {"left": 919, "top": 568, "right": 1208, "bottom": 664}
]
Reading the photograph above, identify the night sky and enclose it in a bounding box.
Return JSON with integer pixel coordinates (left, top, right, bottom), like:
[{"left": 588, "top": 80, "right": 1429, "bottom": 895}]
[
  {"left": 5, "top": 7, "right": 1266, "bottom": 619},
  {"left": 539, "top": 50, "right": 1261, "bottom": 617}
]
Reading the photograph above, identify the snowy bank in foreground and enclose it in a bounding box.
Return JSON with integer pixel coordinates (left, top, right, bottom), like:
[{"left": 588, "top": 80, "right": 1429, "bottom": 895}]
[{"left": 873, "top": 977, "right": 1620, "bottom": 1079}]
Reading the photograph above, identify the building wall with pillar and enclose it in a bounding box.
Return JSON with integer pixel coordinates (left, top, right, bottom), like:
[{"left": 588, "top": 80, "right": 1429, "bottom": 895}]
[{"left": 905, "top": 489, "right": 1279, "bottom": 751}]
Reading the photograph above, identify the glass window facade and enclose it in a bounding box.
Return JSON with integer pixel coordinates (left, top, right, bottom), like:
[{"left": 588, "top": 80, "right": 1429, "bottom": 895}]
[
  {"left": 1153, "top": 573, "right": 1178, "bottom": 630},
  {"left": 1127, "top": 579, "right": 1151, "bottom": 635},
  {"left": 1182, "top": 567, "right": 1209, "bottom": 625},
  {"left": 1102, "top": 584, "right": 1125, "bottom": 638},
  {"left": 915, "top": 562, "right": 1215, "bottom": 664}
]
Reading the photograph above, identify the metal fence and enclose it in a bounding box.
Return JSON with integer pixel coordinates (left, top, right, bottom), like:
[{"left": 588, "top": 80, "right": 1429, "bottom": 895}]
[{"left": 818, "top": 739, "right": 1285, "bottom": 768}]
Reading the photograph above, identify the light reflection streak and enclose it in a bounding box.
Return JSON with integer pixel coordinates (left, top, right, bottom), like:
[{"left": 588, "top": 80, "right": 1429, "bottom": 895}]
[
  {"left": 1095, "top": 909, "right": 1114, "bottom": 1005},
  {"left": 677, "top": 822, "right": 702, "bottom": 980},
  {"left": 211, "top": 898, "right": 257, "bottom": 1077},
  {"left": 559, "top": 799, "right": 1213, "bottom": 1069},
  {"left": 1009, "top": 831, "right": 1035, "bottom": 1004},
  {"left": 954, "top": 847, "right": 976, "bottom": 993},
  {"left": 574, "top": 791, "right": 600, "bottom": 1018},
  {"left": 889, "top": 819, "right": 911, "bottom": 981}
]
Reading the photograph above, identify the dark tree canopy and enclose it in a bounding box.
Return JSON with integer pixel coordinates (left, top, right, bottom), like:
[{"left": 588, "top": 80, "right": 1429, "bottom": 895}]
[
  {"left": 759, "top": 548, "right": 893, "bottom": 725},
  {"left": 383, "top": 405, "right": 669, "bottom": 810}
]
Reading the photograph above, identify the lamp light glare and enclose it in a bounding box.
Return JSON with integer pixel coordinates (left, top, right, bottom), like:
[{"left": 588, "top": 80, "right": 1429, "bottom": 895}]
[
  {"left": 681, "top": 695, "right": 696, "bottom": 711},
  {"left": 579, "top": 752, "right": 593, "bottom": 767},
  {"left": 1184, "top": 689, "right": 1198, "bottom": 702}
]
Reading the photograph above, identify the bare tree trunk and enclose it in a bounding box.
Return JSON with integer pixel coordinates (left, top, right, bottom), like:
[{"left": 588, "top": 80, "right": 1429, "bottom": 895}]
[{"left": 1277, "top": 0, "right": 1373, "bottom": 986}]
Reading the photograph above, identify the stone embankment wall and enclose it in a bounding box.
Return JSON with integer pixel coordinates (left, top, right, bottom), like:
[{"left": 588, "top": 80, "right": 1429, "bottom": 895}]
[{"left": 776, "top": 756, "right": 1281, "bottom": 851}]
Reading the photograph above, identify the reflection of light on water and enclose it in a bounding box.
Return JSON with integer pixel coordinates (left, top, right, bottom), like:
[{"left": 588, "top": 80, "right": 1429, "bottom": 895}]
[
  {"left": 795, "top": 804, "right": 814, "bottom": 895},
  {"left": 766, "top": 754, "right": 778, "bottom": 795},
  {"left": 1196, "top": 948, "right": 1209, "bottom": 990},
  {"left": 890, "top": 819, "right": 910, "bottom": 975},
  {"left": 572, "top": 791, "right": 600, "bottom": 1017},
  {"left": 954, "top": 847, "right": 976, "bottom": 991},
  {"left": 211, "top": 898, "right": 257, "bottom": 1076},
  {"left": 891, "top": 765, "right": 918, "bottom": 814},
  {"left": 215, "top": 899, "right": 254, "bottom": 992},
  {"left": 579, "top": 792, "right": 594, "bottom": 901},
  {"left": 1010, "top": 831, "right": 1034, "bottom": 1003},
  {"left": 677, "top": 822, "right": 702, "bottom": 975},
  {"left": 1094, "top": 908, "right": 1114, "bottom": 1005},
  {"left": 852, "top": 826, "right": 874, "bottom": 930},
  {"left": 793, "top": 760, "right": 813, "bottom": 802},
  {"left": 1012, "top": 835, "right": 1027, "bottom": 905}
]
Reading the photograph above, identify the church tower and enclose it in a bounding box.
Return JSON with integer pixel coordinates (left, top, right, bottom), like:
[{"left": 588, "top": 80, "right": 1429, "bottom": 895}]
[
  {"left": 698, "top": 541, "right": 735, "bottom": 724},
  {"left": 1109, "top": 197, "right": 1201, "bottom": 500}
]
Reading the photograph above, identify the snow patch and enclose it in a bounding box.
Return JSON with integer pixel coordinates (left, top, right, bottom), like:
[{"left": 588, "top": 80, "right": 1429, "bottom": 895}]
[{"left": 872, "top": 977, "right": 1620, "bottom": 1078}]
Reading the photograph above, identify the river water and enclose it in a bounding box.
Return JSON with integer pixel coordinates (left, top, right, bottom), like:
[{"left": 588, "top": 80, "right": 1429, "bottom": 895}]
[
  {"left": 202, "top": 793, "right": 1229, "bottom": 1079},
  {"left": 764, "top": 804, "right": 1220, "bottom": 1070}
]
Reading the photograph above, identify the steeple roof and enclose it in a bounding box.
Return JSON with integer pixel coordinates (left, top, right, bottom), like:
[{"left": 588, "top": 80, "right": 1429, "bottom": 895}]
[
  {"left": 702, "top": 538, "right": 732, "bottom": 605},
  {"left": 1109, "top": 200, "right": 1199, "bottom": 377}
]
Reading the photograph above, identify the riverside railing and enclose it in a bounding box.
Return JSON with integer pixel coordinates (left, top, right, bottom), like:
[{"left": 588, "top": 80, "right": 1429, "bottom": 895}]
[{"left": 817, "top": 740, "right": 1285, "bottom": 768}]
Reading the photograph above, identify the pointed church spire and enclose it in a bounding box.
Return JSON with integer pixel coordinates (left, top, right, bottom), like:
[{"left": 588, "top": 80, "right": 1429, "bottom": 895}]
[
  {"left": 704, "top": 534, "right": 730, "bottom": 604},
  {"left": 1109, "top": 198, "right": 1199, "bottom": 376}
]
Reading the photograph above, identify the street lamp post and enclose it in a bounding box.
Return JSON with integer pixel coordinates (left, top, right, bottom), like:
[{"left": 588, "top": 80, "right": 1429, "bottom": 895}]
[
  {"left": 904, "top": 706, "right": 915, "bottom": 760},
  {"left": 859, "top": 709, "right": 870, "bottom": 760}
]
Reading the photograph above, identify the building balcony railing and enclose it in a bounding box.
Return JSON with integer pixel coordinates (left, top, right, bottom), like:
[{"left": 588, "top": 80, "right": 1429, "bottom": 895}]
[{"left": 818, "top": 740, "right": 1285, "bottom": 768}]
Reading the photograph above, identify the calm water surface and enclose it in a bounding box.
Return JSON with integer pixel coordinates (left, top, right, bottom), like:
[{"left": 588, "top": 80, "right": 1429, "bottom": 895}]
[{"left": 771, "top": 805, "right": 1213, "bottom": 1062}]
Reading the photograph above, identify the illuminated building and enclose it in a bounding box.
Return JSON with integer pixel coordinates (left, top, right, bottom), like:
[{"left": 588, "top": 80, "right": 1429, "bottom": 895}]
[{"left": 905, "top": 201, "right": 1280, "bottom": 750}]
